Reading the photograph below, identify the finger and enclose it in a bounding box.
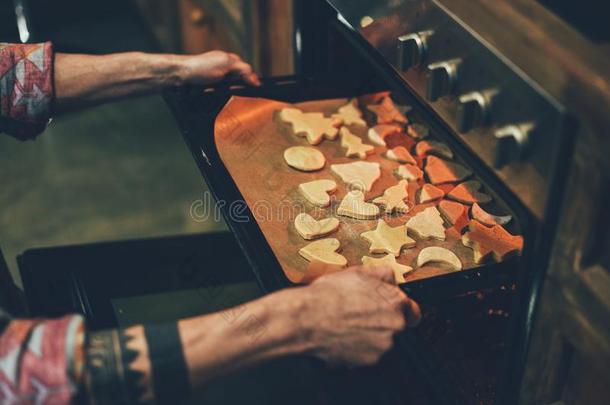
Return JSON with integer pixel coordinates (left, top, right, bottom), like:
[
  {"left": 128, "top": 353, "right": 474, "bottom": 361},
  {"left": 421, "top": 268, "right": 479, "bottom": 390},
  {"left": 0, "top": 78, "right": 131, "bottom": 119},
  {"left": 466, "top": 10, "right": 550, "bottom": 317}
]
[
  {"left": 404, "top": 297, "right": 422, "bottom": 327},
  {"left": 242, "top": 72, "right": 261, "bottom": 87},
  {"left": 228, "top": 60, "right": 253, "bottom": 77},
  {"left": 355, "top": 264, "right": 395, "bottom": 284}
]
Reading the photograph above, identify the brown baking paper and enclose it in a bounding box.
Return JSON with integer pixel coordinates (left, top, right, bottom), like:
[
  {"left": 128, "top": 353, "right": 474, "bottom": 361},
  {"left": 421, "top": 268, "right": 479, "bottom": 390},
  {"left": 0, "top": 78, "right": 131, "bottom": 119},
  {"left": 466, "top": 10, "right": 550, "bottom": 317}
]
[{"left": 214, "top": 95, "right": 482, "bottom": 284}]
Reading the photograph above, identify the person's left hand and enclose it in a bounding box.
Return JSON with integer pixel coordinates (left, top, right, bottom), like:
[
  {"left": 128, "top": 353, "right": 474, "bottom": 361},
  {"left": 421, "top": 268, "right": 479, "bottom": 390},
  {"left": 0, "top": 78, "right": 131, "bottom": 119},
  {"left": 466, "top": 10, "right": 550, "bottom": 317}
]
[{"left": 179, "top": 50, "right": 261, "bottom": 87}]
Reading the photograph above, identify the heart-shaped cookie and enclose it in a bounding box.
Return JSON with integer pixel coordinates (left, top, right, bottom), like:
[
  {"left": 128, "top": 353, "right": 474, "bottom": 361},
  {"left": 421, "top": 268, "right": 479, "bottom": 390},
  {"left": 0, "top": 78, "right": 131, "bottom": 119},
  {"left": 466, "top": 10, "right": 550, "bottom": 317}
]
[
  {"left": 407, "top": 206, "right": 446, "bottom": 240},
  {"left": 471, "top": 203, "right": 512, "bottom": 226},
  {"left": 294, "top": 213, "right": 340, "bottom": 240},
  {"left": 337, "top": 190, "right": 380, "bottom": 220},
  {"left": 362, "top": 254, "right": 413, "bottom": 284},
  {"left": 419, "top": 183, "right": 445, "bottom": 203},
  {"left": 373, "top": 180, "right": 410, "bottom": 213},
  {"left": 417, "top": 246, "right": 462, "bottom": 271},
  {"left": 331, "top": 161, "right": 381, "bottom": 192},
  {"left": 298, "top": 179, "right": 337, "bottom": 207},
  {"left": 425, "top": 156, "right": 472, "bottom": 184},
  {"left": 299, "top": 238, "right": 348, "bottom": 267},
  {"left": 447, "top": 181, "right": 492, "bottom": 204},
  {"left": 283, "top": 146, "right": 326, "bottom": 172}
]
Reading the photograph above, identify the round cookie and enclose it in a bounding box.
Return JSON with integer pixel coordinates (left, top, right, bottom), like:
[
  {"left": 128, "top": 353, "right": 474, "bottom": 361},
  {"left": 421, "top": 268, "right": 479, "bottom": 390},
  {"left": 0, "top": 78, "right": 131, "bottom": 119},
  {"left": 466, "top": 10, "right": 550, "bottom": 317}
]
[{"left": 283, "top": 146, "right": 326, "bottom": 171}]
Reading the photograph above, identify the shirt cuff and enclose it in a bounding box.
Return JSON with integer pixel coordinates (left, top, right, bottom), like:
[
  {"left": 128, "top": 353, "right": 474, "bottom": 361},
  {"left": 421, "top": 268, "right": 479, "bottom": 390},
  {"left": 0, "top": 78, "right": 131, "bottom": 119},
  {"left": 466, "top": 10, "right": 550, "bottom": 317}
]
[{"left": 0, "top": 42, "right": 54, "bottom": 140}]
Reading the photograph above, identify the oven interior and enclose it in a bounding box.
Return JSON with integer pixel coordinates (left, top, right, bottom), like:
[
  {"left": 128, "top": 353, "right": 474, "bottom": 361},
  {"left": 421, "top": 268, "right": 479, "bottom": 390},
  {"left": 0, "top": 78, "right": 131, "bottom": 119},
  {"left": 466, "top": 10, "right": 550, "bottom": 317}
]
[{"left": 163, "top": 2, "right": 552, "bottom": 404}]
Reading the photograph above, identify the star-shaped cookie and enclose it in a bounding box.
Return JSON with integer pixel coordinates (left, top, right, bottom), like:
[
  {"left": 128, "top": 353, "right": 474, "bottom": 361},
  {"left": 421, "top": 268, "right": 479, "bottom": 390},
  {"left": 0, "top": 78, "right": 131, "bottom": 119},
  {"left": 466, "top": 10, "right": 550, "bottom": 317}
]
[
  {"left": 367, "top": 96, "right": 409, "bottom": 124},
  {"left": 361, "top": 219, "right": 415, "bottom": 257},
  {"left": 362, "top": 254, "right": 414, "bottom": 284},
  {"left": 462, "top": 220, "right": 524, "bottom": 264}
]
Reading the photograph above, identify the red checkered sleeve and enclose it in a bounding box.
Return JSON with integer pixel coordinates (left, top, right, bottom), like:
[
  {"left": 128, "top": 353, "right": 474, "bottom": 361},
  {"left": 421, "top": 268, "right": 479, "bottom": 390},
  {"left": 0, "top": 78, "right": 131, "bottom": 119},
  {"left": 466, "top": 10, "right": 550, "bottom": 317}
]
[
  {"left": 0, "top": 315, "right": 85, "bottom": 403},
  {"left": 0, "top": 42, "right": 54, "bottom": 140}
]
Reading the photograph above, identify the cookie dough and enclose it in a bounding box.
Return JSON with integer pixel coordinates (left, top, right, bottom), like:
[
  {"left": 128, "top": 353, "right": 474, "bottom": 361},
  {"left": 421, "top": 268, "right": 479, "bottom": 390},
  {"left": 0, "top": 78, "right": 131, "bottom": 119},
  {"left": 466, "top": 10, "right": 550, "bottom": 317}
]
[
  {"left": 284, "top": 146, "right": 326, "bottom": 171},
  {"left": 294, "top": 213, "right": 340, "bottom": 240}
]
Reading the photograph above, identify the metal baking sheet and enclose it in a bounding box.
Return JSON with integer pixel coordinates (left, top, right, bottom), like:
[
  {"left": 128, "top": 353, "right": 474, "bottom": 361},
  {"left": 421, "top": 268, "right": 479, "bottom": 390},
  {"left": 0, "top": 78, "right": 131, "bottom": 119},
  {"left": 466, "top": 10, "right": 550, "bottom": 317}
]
[{"left": 214, "top": 94, "right": 515, "bottom": 284}]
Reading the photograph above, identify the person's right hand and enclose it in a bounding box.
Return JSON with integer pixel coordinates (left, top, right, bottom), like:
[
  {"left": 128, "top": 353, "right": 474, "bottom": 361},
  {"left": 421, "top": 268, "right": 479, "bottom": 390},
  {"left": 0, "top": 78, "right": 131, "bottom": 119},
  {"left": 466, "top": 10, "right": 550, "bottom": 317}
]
[{"left": 297, "top": 265, "right": 421, "bottom": 367}]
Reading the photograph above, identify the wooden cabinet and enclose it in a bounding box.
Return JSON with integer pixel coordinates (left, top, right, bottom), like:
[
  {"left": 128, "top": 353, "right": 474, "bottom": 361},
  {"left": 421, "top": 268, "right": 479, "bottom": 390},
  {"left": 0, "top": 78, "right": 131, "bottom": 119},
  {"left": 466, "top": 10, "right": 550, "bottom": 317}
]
[
  {"left": 133, "top": 0, "right": 295, "bottom": 76},
  {"left": 519, "top": 124, "right": 610, "bottom": 405}
]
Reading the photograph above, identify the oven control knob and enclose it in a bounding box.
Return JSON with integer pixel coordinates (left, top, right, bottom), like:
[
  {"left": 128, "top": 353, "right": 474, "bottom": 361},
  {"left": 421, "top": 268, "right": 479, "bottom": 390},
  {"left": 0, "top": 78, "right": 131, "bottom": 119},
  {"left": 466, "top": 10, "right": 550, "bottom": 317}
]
[
  {"left": 426, "top": 59, "right": 460, "bottom": 101},
  {"left": 397, "top": 33, "right": 428, "bottom": 70},
  {"left": 493, "top": 125, "right": 531, "bottom": 168},
  {"left": 457, "top": 92, "right": 488, "bottom": 132}
]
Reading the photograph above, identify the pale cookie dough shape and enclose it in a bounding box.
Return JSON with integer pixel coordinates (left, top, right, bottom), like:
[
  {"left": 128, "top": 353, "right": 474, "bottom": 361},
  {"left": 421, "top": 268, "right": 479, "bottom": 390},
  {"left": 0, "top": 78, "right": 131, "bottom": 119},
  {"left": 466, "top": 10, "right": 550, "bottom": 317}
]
[
  {"left": 298, "top": 179, "right": 337, "bottom": 207},
  {"left": 367, "top": 96, "right": 409, "bottom": 124},
  {"left": 283, "top": 146, "right": 326, "bottom": 171},
  {"left": 386, "top": 146, "right": 417, "bottom": 165},
  {"left": 419, "top": 183, "right": 445, "bottom": 203},
  {"left": 294, "top": 213, "right": 340, "bottom": 240},
  {"left": 415, "top": 140, "right": 454, "bottom": 159},
  {"left": 462, "top": 220, "right": 523, "bottom": 264},
  {"left": 448, "top": 181, "right": 493, "bottom": 204},
  {"left": 417, "top": 246, "right": 462, "bottom": 271},
  {"left": 361, "top": 219, "right": 415, "bottom": 257},
  {"left": 368, "top": 124, "right": 402, "bottom": 147},
  {"left": 373, "top": 180, "right": 410, "bottom": 214},
  {"left": 340, "top": 127, "right": 374, "bottom": 159},
  {"left": 425, "top": 156, "right": 473, "bottom": 184},
  {"left": 279, "top": 108, "right": 342, "bottom": 145},
  {"left": 299, "top": 238, "right": 347, "bottom": 267},
  {"left": 332, "top": 99, "right": 367, "bottom": 127},
  {"left": 337, "top": 190, "right": 380, "bottom": 220},
  {"left": 407, "top": 206, "right": 446, "bottom": 240},
  {"left": 396, "top": 164, "right": 423, "bottom": 182},
  {"left": 471, "top": 203, "right": 512, "bottom": 226},
  {"left": 331, "top": 161, "right": 381, "bottom": 192},
  {"left": 362, "top": 254, "right": 414, "bottom": 284}
]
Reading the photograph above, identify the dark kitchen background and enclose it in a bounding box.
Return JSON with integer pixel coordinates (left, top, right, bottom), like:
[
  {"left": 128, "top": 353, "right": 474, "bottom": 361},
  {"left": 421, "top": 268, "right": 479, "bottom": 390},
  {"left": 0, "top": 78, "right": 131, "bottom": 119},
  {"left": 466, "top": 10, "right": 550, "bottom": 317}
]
[{"left": 1, "top": 1, "right": 609, "bottom": 404}]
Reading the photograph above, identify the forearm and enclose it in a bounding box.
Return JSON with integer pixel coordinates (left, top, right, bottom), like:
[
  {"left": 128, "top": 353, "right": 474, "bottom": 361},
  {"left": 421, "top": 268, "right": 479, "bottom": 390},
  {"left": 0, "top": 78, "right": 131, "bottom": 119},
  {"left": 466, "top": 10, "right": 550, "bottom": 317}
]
[
  {"left": 180, "top": 287, "right": 311, "bottom": 387},
  {"left": 83, "top": 288, "right": 311, "bottom": 403},
  {"left": 54, "top": 52, "right": 185, "bottom": 113}
]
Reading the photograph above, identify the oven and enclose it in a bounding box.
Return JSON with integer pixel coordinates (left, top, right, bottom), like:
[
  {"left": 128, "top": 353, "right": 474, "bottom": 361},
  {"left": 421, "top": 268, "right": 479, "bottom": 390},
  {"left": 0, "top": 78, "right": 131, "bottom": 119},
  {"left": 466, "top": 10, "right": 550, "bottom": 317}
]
[{"left": 164, "top": 1, "right": 609, "bottom": 404}]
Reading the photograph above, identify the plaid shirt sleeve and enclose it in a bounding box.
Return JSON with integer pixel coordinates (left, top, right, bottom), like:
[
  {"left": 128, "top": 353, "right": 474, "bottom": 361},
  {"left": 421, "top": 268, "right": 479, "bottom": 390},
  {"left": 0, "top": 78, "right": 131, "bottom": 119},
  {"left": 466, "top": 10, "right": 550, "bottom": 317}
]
[
  {"left": 0, "top": 42, "right": 54, "bottom": 140},
  {"left": 0, "top": 313, "right": 85, "bottom": 403}
]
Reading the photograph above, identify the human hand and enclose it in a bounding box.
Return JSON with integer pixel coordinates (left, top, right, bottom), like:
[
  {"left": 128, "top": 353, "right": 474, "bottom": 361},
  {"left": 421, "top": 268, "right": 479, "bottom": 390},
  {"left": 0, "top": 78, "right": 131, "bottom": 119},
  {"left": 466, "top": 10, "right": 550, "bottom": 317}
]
[
  {"left": 297, "top": 265, "right": 421, "bottom": 367},
  {"left": 179, "top": 50, "right": 261, "bottom": 87}
]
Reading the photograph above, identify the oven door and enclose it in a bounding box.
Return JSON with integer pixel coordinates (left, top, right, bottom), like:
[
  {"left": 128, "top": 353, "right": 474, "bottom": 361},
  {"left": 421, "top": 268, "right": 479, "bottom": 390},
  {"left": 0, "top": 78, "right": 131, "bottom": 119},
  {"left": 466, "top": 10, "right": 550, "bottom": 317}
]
[{"left": 163, "top": 3, "right": 556, "bottom": 405}]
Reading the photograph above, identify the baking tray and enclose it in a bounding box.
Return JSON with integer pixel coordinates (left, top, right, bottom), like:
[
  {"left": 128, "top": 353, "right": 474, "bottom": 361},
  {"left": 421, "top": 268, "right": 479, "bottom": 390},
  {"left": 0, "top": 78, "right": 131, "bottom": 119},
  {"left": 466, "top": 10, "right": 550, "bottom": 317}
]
[{"left": 165, "top": 78, "right": 525, "bottom": 302}]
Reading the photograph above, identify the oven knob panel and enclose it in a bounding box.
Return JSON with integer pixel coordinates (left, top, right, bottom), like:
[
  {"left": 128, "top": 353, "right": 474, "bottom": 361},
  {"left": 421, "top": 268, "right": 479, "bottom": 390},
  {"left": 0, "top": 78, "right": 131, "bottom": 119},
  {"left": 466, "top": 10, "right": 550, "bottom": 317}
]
[
  {"left": 397, "top": 32, "right": 429, "bottom": 71},
  {"left": 493, "top": 125, "right": 531, "bottom": 168},
  {"left": 426, "top": 59, "right": 460, "bottom": 101},
  {"left": 456, "top": 92, "right": 488, "bottom": 132}
]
